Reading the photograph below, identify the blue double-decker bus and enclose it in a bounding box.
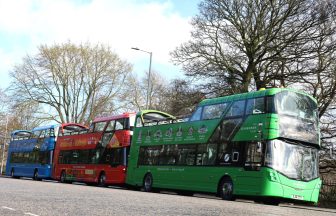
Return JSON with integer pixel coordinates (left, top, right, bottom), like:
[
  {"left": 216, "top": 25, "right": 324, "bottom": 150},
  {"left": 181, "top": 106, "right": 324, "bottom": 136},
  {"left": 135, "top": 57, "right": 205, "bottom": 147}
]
[{"left": 5, "top": 125, "right": 58, "bottom": 180}]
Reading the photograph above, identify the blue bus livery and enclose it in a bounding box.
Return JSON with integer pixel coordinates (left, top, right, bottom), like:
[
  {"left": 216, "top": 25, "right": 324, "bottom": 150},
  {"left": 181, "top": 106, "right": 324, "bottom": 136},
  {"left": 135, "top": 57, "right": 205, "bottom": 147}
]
[{"left": 5, "top": 125, "right": 59, "bottom": 180}]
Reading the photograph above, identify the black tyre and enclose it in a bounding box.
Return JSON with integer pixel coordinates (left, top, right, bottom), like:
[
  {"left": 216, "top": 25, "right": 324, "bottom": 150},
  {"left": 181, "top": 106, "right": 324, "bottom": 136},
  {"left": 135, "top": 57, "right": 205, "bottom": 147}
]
[
  {"left": 33, "top": 170, "right": 39, "bottom": 181},
  {"left": 142, "top": 173, "right": 153, "bottom": 192},
  {"left": 60, "top": 170, "right": 67, "bottom": 183},
  {"left": 218, "top": 177, "right": 235, "bottom": 201},
  {"left": 98, "top": 172, "right": 106, "bottom": 187}
]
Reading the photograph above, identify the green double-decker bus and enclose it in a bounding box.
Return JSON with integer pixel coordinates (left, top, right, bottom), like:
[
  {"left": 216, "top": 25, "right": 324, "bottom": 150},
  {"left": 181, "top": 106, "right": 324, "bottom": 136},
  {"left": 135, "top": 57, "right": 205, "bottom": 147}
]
[{"left": 126, "top": 88, "right": 321, "bottom": 205}]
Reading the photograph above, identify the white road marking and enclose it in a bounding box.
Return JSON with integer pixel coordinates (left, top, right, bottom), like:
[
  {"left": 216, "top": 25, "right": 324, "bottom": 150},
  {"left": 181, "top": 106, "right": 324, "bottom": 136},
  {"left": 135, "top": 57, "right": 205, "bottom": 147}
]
[
  {"left": 24, "top": 213, "right": 40, "bottom": 216},
  {"left": 2, "top": 206, "right": 16, "bottom": 211}
]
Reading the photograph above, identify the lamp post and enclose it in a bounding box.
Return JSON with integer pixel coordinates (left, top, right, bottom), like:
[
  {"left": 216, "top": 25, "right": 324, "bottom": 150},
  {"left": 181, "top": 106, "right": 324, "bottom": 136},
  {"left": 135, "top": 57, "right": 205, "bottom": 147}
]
[{"left": 131, "top": 47, "right": 152, "bottom": 110}]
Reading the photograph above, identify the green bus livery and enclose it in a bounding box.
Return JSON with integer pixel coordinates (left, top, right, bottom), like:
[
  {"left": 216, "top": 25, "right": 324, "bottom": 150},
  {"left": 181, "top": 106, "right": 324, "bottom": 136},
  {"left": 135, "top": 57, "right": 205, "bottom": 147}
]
[{"left": 126, "top": 88, "right": 321, "bottom": 205}]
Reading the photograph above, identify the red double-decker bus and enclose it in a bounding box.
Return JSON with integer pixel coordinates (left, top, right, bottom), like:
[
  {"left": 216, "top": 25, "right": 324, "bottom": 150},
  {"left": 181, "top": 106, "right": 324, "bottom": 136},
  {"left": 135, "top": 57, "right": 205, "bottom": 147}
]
[{"left": 52, "top": 113, "right": 136, "bottom": 186}]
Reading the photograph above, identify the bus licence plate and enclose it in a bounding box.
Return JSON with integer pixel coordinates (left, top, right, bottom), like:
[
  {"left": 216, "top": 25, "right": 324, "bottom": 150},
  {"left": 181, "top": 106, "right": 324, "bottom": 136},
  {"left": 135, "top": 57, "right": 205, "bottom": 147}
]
[{"left": 292, "top": 195, "right": 303, "bottom": 200}]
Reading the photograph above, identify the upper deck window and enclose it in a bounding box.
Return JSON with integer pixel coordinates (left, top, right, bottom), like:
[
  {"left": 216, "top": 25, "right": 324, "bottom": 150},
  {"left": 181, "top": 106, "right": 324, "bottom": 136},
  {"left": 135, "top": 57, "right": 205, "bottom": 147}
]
[
  {"left": 225, "top": 100, "right": 245, "bottom": 117},
  {"left": 93, "top": 122, "right": 107, "bottom": 132},
  {"left": 33, "top": 130, "right": 41, "bottom": 138},
  {"left": 105, "top": 120, "right": 116, "bottom": 132},
  {"left": 202, "top": 103, "right": 228, "bottom": 120},
  {"left": 115, "top": 119, "right": 125, "bottom": 130},
  {"left": 246, "top": 98, "right": 265, "bottom": 115},
  {"left": 189, "top": 107, "right": 202, "bottom": 121}
]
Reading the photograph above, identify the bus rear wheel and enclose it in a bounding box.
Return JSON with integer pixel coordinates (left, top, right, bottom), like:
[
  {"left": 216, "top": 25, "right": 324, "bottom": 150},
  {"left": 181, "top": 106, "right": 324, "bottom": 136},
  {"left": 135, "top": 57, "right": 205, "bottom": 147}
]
[
  {"left": 11, "top": 169, "right": 17, "bottom": 178},
  {"left": 60, "top": 171, "right": 67, "bottom": 183},
  {"left": 218, "top": 177, "right": 235, "bottom": 201},
  {"left": 98, "top": 172, "right": 106, "bottom": 187},
  {"left": 142, "top": 173, "right": 153, "bottom": 192}
]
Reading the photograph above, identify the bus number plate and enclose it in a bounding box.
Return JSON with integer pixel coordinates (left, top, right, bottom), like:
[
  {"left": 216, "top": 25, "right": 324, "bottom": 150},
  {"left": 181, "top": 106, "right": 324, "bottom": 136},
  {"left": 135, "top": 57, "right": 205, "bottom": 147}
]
[{"left": 292, "top": 195, "right": 303, "bottom": 200}]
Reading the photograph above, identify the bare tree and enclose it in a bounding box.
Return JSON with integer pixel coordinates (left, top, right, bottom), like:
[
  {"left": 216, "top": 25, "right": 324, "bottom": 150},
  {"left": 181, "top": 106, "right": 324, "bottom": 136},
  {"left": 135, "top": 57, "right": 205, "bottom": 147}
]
[
  {"left": 9, "top": 42, "right": 132, "bottom": 124},
  {"left": 164, "top": 79, "right": 205, "bottom": 117},
  {"left": 126, "top": 70, "right": 169, "bottom": 112},
  {"left": 171, "top": 0, "right": 333, "bottom": 95},
  {"left": 0, "top": 89, "right": 42, "bottom": 131}
]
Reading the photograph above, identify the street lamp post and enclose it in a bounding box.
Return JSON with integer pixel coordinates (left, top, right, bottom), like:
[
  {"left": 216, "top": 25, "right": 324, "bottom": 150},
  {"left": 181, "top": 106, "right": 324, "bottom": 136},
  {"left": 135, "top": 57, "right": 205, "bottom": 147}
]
[{"left": 131, "top": 47, "right": 152, "bottom": 110}]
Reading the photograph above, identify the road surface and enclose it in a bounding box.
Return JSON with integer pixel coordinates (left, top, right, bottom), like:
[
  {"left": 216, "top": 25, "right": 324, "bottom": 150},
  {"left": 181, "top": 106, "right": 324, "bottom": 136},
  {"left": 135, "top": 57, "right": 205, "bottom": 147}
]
[{"left": 0, "top": 177, "right": 335, "bottom": 216}]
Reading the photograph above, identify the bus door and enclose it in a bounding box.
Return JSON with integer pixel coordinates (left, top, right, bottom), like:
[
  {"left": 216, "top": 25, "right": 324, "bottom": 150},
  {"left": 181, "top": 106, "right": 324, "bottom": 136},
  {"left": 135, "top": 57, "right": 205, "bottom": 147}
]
[
  {"left": 237, "top": 142, "right": 263, "bottom": 195},
  {"left": 100, "top": 119, "right": 126, "bottom": 183}
]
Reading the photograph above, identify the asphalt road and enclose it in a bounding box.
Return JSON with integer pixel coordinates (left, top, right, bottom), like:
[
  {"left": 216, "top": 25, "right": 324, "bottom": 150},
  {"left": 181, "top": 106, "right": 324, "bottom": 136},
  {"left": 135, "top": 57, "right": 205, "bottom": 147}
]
[{"left": 0, "top": 177, "right": 335, "bottom": 216}]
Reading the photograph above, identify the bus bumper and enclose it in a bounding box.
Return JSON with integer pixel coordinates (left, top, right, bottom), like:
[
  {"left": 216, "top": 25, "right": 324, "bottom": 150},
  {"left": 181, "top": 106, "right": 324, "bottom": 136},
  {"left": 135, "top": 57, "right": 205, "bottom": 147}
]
[{"left": 261, "top": 169, "right": 321, "bottom": 204}]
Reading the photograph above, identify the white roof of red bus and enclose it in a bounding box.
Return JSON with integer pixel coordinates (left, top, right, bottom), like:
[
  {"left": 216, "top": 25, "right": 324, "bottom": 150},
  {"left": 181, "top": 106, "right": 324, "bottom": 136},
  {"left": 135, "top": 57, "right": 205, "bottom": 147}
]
[{"left": 93, "top": 112, "right": 136, "bottom": 123}]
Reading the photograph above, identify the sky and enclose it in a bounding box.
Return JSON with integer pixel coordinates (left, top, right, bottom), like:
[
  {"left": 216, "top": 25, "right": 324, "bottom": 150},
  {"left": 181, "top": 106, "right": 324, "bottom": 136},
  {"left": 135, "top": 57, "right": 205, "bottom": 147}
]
[{"left": 0, "top": 0, "right": 202, "bottom": 89}]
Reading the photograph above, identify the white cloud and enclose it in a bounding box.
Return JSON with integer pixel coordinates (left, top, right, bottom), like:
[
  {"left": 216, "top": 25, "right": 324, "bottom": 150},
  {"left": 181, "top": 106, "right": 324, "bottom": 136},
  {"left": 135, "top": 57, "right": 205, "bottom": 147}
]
[{"left": 0, "top": 0, "right": 194, "bottom": 87}]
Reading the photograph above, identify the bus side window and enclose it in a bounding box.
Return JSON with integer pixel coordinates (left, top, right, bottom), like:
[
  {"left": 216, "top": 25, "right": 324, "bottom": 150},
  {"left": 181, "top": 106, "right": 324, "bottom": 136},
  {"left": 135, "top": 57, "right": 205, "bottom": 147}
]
[
  {"left": 105, "top": 120, "right": 115, "bottom": 132},
  {"left": 94, "top": 122, "right": 107, "bottom": 132},
  {"left": 245, "top": 142, "right": 263, "bottom": 170},
  {"left": 115, "top": 119, "right": 124, "bottom": 130},
  {"left": 196, "top": 144, "right": 217, "bottom": 166},
  {"left": 246, "top": 98, "right": 265, "bottom": 115},
  {"left": 50, "top": 128, "right": 55, "bottom": 137},
  {"left": 89, "top": 124, "right": 94, "bottom": 133},
  {"left": 202, "top": 103, "right": 227, "bottom": 120},
  {"left": 220, "top": 118, "right": 243, "bottom": 141},
  {"left": 39, "top": 130, "right": 46, "bottom": 138},
  {"left": 225, "top": 100, "right": 245, "bottom": 118},
  {"left": 33, "top": 131, "right": 41, "bottom": 138},
  {"left": 189, "top": 107, "right": 203, "bottom": 122},
  {"left": 44, "top": 129, "right": 51, "bottom": 138}
]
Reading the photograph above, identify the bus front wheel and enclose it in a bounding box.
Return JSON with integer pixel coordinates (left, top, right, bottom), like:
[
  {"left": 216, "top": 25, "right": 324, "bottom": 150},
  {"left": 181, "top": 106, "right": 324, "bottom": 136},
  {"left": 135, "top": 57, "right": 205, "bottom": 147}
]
[
  {"left": 142, "top": 173, "right": 153, "bottom": 192},
  {"left": 218, "top": 177, "right": 235, "bottom": 201}
]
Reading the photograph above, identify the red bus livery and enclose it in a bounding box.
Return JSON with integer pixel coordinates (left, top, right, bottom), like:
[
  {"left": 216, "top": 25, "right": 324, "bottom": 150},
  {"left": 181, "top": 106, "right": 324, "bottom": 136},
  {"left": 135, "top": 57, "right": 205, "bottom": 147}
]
[{"left": 53, "top": 113, "right": 136, "bottom": 186}]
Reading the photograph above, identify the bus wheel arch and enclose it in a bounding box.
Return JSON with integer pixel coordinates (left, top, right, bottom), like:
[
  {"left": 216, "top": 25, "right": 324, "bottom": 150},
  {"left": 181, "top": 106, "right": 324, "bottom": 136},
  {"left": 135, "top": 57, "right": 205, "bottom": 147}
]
[
  {"left": 142, "top": 173, "right": 153, "bottom": 192},
  {"left": 98, "top": 171, "right": 106, "bottom": 187},
  {"left": 218, "top": 175, "right": 235, "bottom": 201}
]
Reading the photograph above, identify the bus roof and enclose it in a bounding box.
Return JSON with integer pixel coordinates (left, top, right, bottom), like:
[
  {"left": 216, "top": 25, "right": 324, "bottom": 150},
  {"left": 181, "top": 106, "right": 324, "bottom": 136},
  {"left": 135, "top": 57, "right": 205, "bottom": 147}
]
[
  {"left": 198, "top": 88, "right": 316, "bottom": 106},
  {"left": 32, "top": 124, "right": 59, "bottom": 131},
  {"left": 93, "top": 112, "right": 136, "bottom": 123}
]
